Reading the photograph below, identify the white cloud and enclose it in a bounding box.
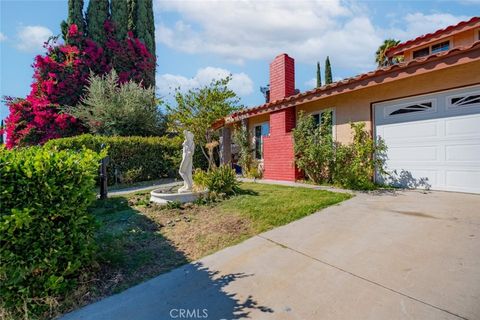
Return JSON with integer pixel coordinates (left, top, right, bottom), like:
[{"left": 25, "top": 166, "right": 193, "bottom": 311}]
[
  {"left": 156, "top": 67, "right": 254, "bottom": 97},
  {"left": 154, "top": 1, "right": 470, "bottom": 74},
  {"left": 387, "top": 13, "right": 469, "bottom": 42},
  {"left": 15, "top": 25, "right": 53, "bottom": 52},
  {"left": 0, "top": 32, "right": 6, "bottom": 42},
  {"left": 154, "top": 0, "right": 380, "bottom": 71}
]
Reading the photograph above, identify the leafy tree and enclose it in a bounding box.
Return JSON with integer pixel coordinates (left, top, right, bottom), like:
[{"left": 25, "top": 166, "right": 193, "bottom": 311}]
[
  {"left": 316, "top": 61, "right": 322, "bottom": 87},
  {"left": 325, "top": 56, "right": 332, "bottom": 84},
  {"left": 86, "top": 0, "right": 109, "bottom": 45},
  {"left": 65, "top": 70, "right": 165, "bottom": 137},
  {"left": 61, "top": 0, "right": 85, "bottom": 42},
  {"left": 167, "top": 77, "right": 243, "bottom": 169},
  {"left": 376, "top": 39, "right": 401, "bottom": 67},
  {"left": 111, "top": 0, "right": 128, "bottom": 40}
]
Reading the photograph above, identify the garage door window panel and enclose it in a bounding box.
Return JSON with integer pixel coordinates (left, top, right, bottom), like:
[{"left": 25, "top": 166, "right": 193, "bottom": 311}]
[
  {"left": 448, "top": 93, "right": 480, "bottom": 109},
  {"left": 385, "top": 100, "right": 436, "bottom": 118}
]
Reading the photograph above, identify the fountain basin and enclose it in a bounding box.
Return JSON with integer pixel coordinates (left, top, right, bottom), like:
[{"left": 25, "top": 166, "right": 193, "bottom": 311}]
[{"left": 150, "top": 188, "right": 207, "bottom": 204}]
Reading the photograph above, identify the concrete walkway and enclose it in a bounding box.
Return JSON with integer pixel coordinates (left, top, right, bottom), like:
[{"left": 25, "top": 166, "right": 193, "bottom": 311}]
[
  {"left": 108, "top": 180, "right": 182, "bottom": 196},
  {"left": 239, "top": 177, "right": 354, "bottom": 194},
  {"left": 62, "top": 189, "right": 480, "bottom": 320}
]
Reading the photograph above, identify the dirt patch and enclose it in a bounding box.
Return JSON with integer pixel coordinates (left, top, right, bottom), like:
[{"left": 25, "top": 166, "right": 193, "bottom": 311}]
[{"left": 143, "top": 204, "right": 253, "bottom": 259}]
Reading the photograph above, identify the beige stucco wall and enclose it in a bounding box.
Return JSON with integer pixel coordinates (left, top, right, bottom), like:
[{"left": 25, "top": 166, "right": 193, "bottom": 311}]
[
  {"left": 244, "top": 60, "right": 480, "bottom": 145},
  {"left": 248, "top": 113, "right": 270, "bottom": 128},
  {"left": 454, "top": 29, "right": 476, "bottom": 47}
]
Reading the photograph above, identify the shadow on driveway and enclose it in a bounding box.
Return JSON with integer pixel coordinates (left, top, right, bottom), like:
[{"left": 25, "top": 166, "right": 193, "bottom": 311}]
[{"left": 61, "top": 261, "right": 273, "bottom": 320}]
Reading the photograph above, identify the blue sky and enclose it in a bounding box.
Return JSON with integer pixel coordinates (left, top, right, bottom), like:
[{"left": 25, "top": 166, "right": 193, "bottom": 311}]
[{"left": 0, "top": 0, "right": 478, "bottom": 121}]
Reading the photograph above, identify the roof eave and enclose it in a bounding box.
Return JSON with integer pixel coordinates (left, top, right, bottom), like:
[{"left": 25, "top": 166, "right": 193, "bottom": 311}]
[
  {"left": 217, "top": 41, "right": 480, "bottom": 126},
  {"left": 385, "top": 16, "right": 480, "bottom": 58}
]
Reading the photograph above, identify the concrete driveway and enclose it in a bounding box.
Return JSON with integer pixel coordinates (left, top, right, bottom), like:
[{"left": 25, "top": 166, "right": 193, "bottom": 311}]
[{"left": 62, "top": 190, "right": 480, "bottom": 320}]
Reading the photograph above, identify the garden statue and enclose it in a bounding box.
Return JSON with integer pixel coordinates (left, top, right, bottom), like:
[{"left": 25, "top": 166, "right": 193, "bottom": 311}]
[
  {"left": 150, "top": 130, "right": 205, "bottom": 204},
  {"left": 178, "top": 130, "right": 195, "bottom": 193}
]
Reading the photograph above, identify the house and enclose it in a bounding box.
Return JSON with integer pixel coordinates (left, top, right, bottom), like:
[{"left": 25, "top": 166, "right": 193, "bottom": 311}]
[{"left": 215, "top": 17, "right": 480, "bottom": 194}]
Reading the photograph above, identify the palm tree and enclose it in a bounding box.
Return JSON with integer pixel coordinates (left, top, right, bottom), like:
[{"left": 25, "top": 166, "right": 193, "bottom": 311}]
[{"left": 376, "top": 39, "right": 400, "bottom": 67}]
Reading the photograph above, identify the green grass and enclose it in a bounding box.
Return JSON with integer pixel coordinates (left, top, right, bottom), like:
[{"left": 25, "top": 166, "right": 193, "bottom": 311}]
[
  {"left": 60, "top": 182, "right": 351, "bottom": 317},
  {"left": 222, "top": 183, "right": 352, "bottom": 232}
]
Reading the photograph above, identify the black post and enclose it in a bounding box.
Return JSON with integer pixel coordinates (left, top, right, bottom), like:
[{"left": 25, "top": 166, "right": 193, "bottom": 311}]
[{"left": 99, "top": 144, "right": 109, "bottom": 200}]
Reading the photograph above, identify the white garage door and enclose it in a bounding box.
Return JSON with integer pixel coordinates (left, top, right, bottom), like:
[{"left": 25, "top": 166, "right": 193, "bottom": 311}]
[{"left": 374, "top": 85, "right": 480, "bottom": 194}]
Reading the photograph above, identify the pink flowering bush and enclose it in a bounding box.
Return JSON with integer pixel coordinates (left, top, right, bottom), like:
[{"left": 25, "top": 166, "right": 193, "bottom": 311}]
[{"left": 3, "top": 22, "right": 155, "bottom": 148}]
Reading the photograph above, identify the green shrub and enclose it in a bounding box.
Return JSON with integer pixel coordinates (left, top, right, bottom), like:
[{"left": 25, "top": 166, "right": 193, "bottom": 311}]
[
  {"left": 0, "top": 147, "right": 103, "bottom": 318},
  {"left": 193, "top": 165, "right": 240, "bottom": 195},
  {"left": 64, "top": 70, "right": 166, "bottom": 137},
  {"left": 293, "top": 113, "right": 387, "bottom": 190},
  {"left": 333, "top": 123, "right": 387, "bottom": 190},
  {"left": 44, "top": 134, "right": 182, "bottom": 185},
  {"left": 244, "top": 160, "right": 263, "bottom": 179},
  {"left": 293, "top": 111, "right": 334, "bottom": 183}
]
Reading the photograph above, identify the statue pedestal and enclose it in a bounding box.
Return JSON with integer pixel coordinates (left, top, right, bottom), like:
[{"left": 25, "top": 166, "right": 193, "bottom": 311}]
[{"left": 150, "top": 188, "right": 207, "bottom": 205}]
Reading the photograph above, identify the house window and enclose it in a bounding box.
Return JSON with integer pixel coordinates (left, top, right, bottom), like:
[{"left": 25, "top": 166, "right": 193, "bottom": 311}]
[
  {"left": 413, "top": 47, "right": 430, "bottom": 58},
  {"left": 431, "top": 41, "right": 450, "bottom": 54},
  {"left": 312, "top": 109, "right": 334, "bottom": 133},
  {"left": 254, "top": 122, "right": 269, "bottom": 159},
  {"left": 389, "top": 101, "right": 433, "bottom": 116}
]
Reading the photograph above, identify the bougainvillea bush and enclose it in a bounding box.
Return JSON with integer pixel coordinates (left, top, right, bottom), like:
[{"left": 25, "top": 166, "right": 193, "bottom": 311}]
[{"left": 3, "top": 21, "right": 155, "bottom": 148}]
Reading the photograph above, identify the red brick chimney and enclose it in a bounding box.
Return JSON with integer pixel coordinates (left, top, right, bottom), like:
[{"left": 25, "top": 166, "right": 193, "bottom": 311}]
[
  {"left": 263, "top": 53, "right": 301, "bottom": 182},
  {"left": 269, "top": 53, "right": 295, "bottom": 102}
]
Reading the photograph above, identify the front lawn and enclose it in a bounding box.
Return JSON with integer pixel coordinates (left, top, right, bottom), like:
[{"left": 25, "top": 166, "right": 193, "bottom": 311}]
[{"left": 62, "top": 182, "right": 351, "bottom": 315}]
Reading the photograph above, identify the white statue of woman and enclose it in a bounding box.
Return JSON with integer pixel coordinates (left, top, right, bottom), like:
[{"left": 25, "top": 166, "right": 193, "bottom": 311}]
[{"left": 178, "top": 130, "right": 195, "bottom": 193}]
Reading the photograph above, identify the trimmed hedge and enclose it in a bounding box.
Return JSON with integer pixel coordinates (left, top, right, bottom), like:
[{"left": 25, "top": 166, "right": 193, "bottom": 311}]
[
  {"left": 0, "top": 147, "right": 103, "bottom": 318},
  {"left": 44, "top": 134, "right": 183, "bottom": 185}
]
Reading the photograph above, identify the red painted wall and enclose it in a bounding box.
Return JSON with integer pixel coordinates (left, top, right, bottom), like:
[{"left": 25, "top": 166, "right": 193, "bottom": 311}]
[
  {"left": 263, "top": 107, "right": 301, "bottom": 181},
  {"left": 269, "top": 54, "right": 295, "bottom": 102}
]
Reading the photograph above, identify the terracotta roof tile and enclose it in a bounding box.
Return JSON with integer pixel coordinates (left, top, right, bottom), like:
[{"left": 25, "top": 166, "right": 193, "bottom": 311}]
[{"left": 220, "top": 40, "right": 480, "bottom": 125}]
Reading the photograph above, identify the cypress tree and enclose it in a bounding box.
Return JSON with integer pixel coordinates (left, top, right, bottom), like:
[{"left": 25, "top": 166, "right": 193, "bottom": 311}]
[
  {"left": 86, "top": 0, "right": 109, "bottom": 45},
  {"left": 61, "top": 0, "right": 85, "bottom": 42},
  {"left": 132, "top": 0, "right": 156, "bottom": 86},
  {"left": 145, "top": 0, "right": 156, "bottom": 87},
  {"left": 69, "top": 0, "right": 85, "bottom": 33},
  {"left": 134, "top": 1, "right": 151, "bottom": 51},
  {"left": 325, "top": 56, "right": 333, "bottom": 85},
  {"left": 146, "top": 0, "right": 155, "bottom": 58},
  {"left": 60, "top": 20, "right": 69, "bottom": 41},
  {"left": 111, "top": 0, "right": 128, "bottom": 40},
  {"left": 316, "top": 61, "right": 322, "bottom": 87},
  {"left": 127, "top": 0, "right": 137, "bottom": 33}
]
